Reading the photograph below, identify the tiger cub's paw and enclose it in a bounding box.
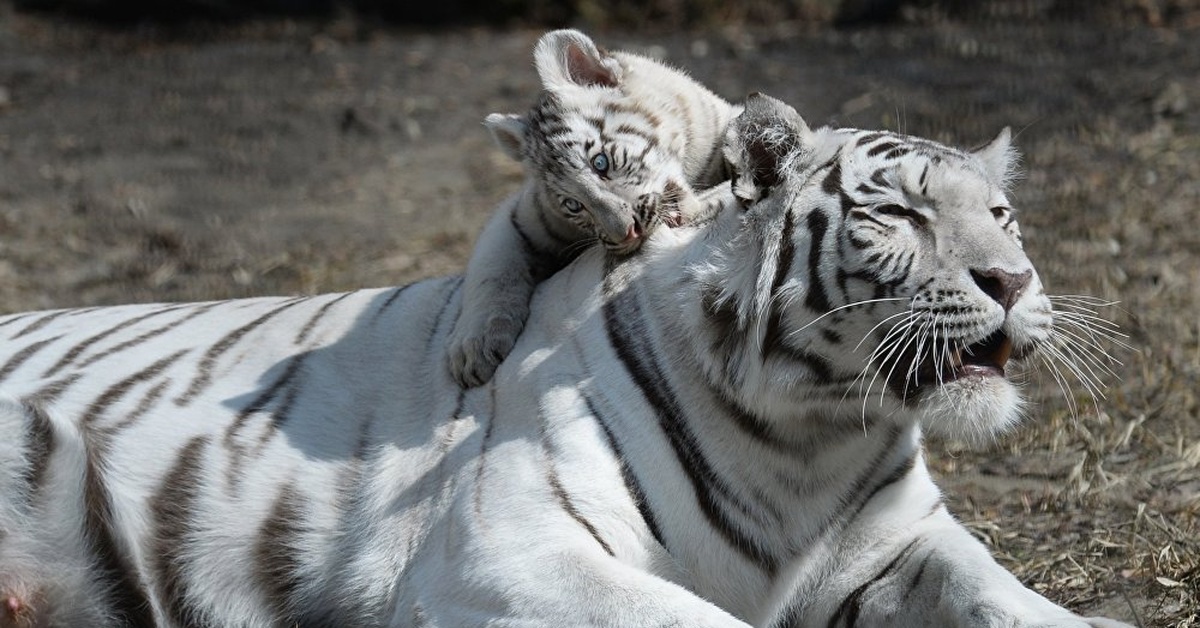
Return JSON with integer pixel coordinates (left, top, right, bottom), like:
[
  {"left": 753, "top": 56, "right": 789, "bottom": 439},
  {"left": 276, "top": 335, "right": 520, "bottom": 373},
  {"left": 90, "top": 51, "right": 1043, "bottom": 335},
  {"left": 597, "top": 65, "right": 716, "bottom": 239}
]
[{"left": 446, "top": 310, "right": 527, "bottom": 388}]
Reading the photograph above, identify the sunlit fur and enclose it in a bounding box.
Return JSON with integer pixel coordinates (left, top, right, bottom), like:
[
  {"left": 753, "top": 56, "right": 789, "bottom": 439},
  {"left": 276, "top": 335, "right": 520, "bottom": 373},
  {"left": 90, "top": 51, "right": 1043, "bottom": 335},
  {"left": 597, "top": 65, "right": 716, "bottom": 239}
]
[
  {"left": 445, "top": 29, "right": 736, "bottom": 387},
  {"left": 0, "top": 95, "right": 1130, "bottom": 627}
]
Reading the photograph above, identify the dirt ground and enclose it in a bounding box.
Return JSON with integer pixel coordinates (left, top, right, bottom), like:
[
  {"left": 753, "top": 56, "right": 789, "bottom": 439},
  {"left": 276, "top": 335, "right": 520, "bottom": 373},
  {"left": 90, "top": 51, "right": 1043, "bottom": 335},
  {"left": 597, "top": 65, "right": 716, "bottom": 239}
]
[{"left": 0, "top": 4, "right": 1197, "bottom": 625}]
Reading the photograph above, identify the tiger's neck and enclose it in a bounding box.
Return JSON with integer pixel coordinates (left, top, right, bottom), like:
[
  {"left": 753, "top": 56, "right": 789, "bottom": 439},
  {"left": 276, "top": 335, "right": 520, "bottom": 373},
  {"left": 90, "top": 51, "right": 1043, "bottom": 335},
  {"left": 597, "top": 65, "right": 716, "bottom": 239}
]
[{"left": 602, "top": 215, "right": 931, "bottom": 611}]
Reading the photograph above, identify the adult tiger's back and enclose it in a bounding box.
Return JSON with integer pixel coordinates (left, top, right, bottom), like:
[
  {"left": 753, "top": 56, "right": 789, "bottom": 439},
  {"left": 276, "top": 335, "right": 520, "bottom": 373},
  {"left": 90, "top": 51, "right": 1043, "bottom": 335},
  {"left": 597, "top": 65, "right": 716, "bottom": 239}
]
[
  {"left": 0, "top": 96, "right": 1131, "bottom": 627},
  {"left": 447, "top": 29, "right": 737, "bottom": 387}
]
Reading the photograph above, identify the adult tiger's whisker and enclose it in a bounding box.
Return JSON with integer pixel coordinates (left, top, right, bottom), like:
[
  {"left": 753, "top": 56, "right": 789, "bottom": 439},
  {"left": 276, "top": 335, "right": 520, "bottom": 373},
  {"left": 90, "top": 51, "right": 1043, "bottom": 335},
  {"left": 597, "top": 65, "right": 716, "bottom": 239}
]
[{"left": 788, "top": 297, "right": 909, "bottom": 342}]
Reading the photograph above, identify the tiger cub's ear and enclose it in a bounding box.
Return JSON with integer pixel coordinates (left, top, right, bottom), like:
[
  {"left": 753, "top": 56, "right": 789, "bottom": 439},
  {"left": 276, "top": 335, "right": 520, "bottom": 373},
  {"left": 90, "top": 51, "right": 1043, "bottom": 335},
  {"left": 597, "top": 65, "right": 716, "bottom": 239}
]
[
  {"left": 485, "top": 113, "right": 527, "bottom": 161},
  {"left": 725, "top": 93, "right": 812, "bottom": 205},
  {"left": 534, "top": 29, "right": 622, "bottom": 91},
  {"left": 971, "top": 127, "right": 1020, "bottom": 189}
]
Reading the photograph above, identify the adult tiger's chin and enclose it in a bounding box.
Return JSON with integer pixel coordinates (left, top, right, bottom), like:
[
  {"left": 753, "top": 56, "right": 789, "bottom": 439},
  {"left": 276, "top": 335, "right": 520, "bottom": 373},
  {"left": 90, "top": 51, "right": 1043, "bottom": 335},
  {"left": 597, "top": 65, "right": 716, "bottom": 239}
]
[{"left": 915, "top": 372, "right": 1027, "bottom": 446}]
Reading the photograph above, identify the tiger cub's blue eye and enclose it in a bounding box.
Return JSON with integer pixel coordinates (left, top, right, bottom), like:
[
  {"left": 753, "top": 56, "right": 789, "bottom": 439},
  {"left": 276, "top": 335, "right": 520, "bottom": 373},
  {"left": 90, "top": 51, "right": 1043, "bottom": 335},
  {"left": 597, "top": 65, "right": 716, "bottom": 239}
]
[
  {"left": 562, "top": 198, "right": 584, "bottom": 213},
  {"left": 591, "top": 153, "right": 609, "bottom": 175}
]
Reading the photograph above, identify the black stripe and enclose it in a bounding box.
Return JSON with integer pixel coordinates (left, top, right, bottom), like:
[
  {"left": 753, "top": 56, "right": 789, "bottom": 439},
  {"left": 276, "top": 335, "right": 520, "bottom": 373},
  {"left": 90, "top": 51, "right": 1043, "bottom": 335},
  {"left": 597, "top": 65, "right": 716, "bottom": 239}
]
[
  {"left": 855, "top": 132, "right": 885, "bottom": 147},
  {"left": 855, "top": 183, "right": 883, "bottom": 196},
  {"left": 81, "top": 349, "right": 188, "bottom": 427},
  {"left": 511, "top": 209, "right": 565, "bottom": 275},
  {"left": 845, "top": 451, "right": 917, "bottom": 524},
  {"left": 28, "top": 373, "right": 82, "bottom": 405},
  {"left": 827, "top": 537, "right": 924, "bottom": 628},
  {"left": 546, "top": 461, "right": 615, "bottom": 556},
  {"left": 9, "top": 309, "right": 71, "bottom": 339},
  {"left": 870, "top": 169, "right": 889, "bottom": 190},
  {"left": 770, "top": 209, "right": 797, "bottom": 302},
  {"left": 762, "top": 208, "right": 796, "bottom": 362},
  {"left": 256, "top": 482, "right": 308, "bottom": 624},
  {"left": 0, "top": 335, "right": 63, "bottom": 383},
  {"left": 585, "top": 394, "right": 667, "bottom": 550},
  {"left": 840, "top": 191, "right": 860, "bottom": 217},
  {"left": 423, "top": 277, "right": 464, "bottom": 357},
  {"left": 821, "top": 327, "right": 843, "bottom": 344},
  {"left": 770, "top": 334, "right": 836, "bottom": 382},
  {"left": 370, "top": 285, "right": 412, "bottom": 325},
  {"left": 700, "top": 283, "right": 741, "bottom": 358},
  {"left": 76, "top": 303, "right": 219, "bottom": 369},
  {"left": 804, "top": 211, "right": 833, "bottom": 315},
  {"left": 176, "top": 299, "right": 306, "bottom": 406},
  {"left": 42, "top": 304, "right": 189, "bottom": 378},
  {"left": 866, "top": 141, "right": 898, "bottom": 157},
  {"left": 821, "top": 162, "right": 842, "bottom": 198},
  {"left": 107, "top": 379, "right": 171, "bottom": 434},
  {"left": 473, "top": 384, "right": 498, "bottom": 518},
  {"left": 152, "top": 436, "right": 211, "bottom": 627},
  {"left": 84, "top": 430, "right": 156, "bottom": 628},
  {"left": 295, "top": 292, "right": 353, "bottom": 346},
  {"left": 0, "top": 312, "right": 36, "bottom": 330},
  {"left": 795, "top": 426, "right": 904, "bottom": 555},
  {"left": 906, "top": 552, "right": 934, "bottom": 597},
  {"left": 18, "top": 402, "right": 55, "bottom": 504},
  {"left": 604, "top": 290, "right": 777, "bottom": 572},
  {"left": 223, "top": 354, "right": 307, "bottom": 489}
]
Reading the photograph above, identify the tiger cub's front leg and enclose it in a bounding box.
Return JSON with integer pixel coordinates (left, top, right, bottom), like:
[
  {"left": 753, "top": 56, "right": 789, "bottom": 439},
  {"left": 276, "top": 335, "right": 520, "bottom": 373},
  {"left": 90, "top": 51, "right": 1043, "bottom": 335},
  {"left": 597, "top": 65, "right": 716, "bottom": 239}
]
[{"left": 447, "top": 194, "right": 552, "bottom": 388}]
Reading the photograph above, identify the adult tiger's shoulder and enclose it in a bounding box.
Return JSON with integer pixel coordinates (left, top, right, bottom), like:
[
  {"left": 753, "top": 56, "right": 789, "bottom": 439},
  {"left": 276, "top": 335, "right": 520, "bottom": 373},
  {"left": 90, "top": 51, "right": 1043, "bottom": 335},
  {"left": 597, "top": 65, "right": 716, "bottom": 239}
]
[{"left": 445, "top": 29, "right": 737, "bottom": 387}]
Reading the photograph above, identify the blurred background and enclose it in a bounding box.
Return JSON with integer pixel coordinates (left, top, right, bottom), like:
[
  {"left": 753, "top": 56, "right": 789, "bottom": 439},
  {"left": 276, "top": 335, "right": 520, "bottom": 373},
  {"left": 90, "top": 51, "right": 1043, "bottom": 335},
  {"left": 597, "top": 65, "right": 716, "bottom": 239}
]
[{"left": 0, "top": 0, "right": 1197, "bottom": 624}]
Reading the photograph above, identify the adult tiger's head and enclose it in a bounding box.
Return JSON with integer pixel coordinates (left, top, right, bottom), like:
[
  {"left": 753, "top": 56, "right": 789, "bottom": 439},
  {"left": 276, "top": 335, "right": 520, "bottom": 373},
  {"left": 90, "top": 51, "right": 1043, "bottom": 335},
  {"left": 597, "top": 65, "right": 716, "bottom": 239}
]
[
  {"left": 485, "top": 30, "right": 699, "bottom": 255},
  {"left": 691, "top": 94, "right": 1109, "bottom": 445}
]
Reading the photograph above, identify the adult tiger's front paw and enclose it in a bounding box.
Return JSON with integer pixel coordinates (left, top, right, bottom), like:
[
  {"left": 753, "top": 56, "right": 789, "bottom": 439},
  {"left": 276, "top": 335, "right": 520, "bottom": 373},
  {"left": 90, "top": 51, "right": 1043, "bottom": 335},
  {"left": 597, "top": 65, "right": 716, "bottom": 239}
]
[{"left": 446, "top": 311, "right": 526, "bottom": 388}]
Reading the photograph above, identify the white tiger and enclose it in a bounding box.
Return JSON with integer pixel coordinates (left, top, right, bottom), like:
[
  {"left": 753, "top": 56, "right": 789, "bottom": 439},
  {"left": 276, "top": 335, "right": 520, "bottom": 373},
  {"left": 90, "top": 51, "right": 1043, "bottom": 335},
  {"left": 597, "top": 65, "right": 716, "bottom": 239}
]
[
  {"left": 0, "top": 94, "right": 1131, "bottom": 627},
  {"left": 446, "top": 29, "right": 736, "bottom": 387}
]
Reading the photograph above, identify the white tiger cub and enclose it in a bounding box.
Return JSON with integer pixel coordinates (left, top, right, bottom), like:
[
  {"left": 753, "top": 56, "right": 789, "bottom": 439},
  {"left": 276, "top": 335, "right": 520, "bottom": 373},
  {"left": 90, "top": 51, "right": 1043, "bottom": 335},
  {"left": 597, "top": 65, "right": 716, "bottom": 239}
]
[
  {"left": 446, "top": 29, "right": 737, "bottom": 387},
  {"left": 0, "top": 95, "right": 1132, "bottom": 627}
]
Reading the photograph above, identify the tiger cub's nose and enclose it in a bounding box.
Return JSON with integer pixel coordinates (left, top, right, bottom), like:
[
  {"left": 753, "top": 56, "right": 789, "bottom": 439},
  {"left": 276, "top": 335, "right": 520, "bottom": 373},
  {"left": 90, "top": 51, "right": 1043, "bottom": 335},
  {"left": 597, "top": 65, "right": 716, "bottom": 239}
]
[
  {"left": 971, "top": 267, "right": 1032, "bottom": 312},
  {"left": 623, "top": 221, "right": 644, "bottom": 243}
]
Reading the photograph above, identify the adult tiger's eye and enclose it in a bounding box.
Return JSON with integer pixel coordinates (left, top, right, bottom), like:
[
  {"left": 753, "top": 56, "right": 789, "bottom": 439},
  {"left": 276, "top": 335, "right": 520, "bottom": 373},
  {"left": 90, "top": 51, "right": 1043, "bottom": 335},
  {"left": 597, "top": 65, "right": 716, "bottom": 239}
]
[
  {"left": 876, "top": 203, "right": 927, "bottom": 226},
  {"left": 562, "top": 198, "right": 584, "bottom": 213},
  {"left": 591, "top": 152, "right": 609, "bottom": 175}
]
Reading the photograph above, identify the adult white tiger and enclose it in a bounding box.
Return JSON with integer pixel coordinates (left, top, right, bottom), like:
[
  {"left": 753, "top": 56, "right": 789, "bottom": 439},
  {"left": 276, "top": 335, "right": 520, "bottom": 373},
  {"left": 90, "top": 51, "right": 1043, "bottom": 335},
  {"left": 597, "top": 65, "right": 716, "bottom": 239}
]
[
  {"left": 0, "top": 95, "right": 1130, "bottom": 627},
  {"left": 447, "top": 29, "right": 736, "bottom": 387}
]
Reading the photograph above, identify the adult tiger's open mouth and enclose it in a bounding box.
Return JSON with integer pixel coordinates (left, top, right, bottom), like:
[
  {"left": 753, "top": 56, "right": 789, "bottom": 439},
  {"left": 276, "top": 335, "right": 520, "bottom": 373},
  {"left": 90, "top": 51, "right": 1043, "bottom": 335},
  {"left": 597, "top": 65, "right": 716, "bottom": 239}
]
[
  {"left": 887, "top": 330, "right": 1016, "bottom": 399},
  {"left": 944, "top": 330, "right": 1013, "bottom": 381}
]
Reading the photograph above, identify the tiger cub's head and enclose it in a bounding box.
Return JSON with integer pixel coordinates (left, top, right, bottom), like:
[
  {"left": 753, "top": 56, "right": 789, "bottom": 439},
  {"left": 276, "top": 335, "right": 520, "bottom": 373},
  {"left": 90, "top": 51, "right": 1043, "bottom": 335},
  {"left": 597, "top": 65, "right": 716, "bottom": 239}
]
[
  {"left": 486, "top": 29, "right": 699, "bottom": 255},
  {"left": 710, "top": 94, "right": 1080, "bottom": 444}
]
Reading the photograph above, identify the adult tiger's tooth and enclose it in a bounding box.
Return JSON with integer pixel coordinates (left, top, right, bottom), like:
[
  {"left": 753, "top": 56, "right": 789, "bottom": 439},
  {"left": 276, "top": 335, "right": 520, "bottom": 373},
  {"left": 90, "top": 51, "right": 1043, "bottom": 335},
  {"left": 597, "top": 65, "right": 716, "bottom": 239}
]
[
  {"left": 949, "top": 349, "right": 963, "bottom": 369},
  {"left": 995, "top": 336, "right": 1013, "bottom": 368}
]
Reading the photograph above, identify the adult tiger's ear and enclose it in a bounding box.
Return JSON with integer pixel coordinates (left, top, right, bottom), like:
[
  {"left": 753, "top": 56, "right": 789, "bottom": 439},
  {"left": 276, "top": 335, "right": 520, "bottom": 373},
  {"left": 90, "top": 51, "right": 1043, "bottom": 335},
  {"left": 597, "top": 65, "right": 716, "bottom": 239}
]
[
  {"left": 485, "top": 113, "right": 527, "bottom": 161},
  {"left": 725, "top": 93, "right": 812, "bottom": 206},
  {"left": 534, "top": 29, "right": 622, "bottom": 90},
  {"left": 972, "top": 127, "right": 1021, "bottom": 189}
]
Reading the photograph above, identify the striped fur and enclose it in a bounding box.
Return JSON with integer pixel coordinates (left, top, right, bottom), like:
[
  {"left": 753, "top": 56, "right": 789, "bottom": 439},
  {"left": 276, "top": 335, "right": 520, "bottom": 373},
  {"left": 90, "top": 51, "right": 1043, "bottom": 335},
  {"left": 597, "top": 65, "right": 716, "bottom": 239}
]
[
  {"left": 446, "top": 29, "right": 736, "bottom": 387},
  {"left": 0, "top": 95, "right": 1130, "bottom": 627}
]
